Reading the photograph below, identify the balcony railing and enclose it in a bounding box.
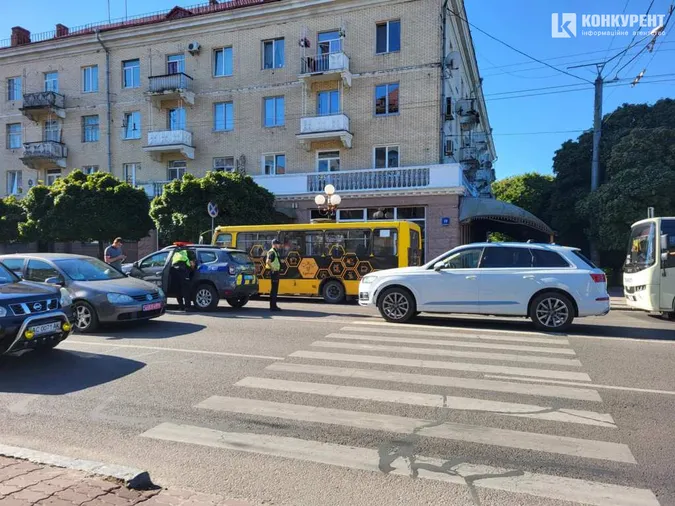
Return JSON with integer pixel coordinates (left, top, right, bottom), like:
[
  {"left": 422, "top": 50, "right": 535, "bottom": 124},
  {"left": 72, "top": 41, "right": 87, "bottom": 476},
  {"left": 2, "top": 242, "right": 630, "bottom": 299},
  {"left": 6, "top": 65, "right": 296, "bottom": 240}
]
[
  {"left": 300, "top": 113, "right": 350, "bottom": 135},
  {"left": 147, "top": 129, "right": 193, "bottom": 147},
  {"left": 137, "top": 180, "right": 171, "bottom": 198},
  {"left": 22, "top": 91, "right": 65, "bottom": 109},
  {"left": 22, "top": 141, "right": 67, "bottom": 159},
  {"left": 301, "top": 52, "right": 350, "bottom": 75},
  {"left": 148, "top": 73, "right": 193, "bottom": 93}
]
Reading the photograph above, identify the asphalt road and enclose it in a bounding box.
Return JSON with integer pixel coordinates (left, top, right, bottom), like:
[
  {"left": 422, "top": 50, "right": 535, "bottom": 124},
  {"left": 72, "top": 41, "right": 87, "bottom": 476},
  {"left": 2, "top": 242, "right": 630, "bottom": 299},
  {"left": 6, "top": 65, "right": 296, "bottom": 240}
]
[{"left": 0, "top": 299, "right": 674, "bottom": 506}]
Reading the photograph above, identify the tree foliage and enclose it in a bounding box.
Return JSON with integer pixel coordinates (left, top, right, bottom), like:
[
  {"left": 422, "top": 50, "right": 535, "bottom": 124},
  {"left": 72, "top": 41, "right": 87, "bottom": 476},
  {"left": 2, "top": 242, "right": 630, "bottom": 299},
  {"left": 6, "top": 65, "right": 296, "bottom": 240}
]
[
  {"left": 491, "top": 172, "right": 554, "bottom": 225},
  {"left": 0, "top": 196, "right": 25, "bottom": 243},
  {"left": 149, "top": 171, "right": 282, "bottom": 243}
]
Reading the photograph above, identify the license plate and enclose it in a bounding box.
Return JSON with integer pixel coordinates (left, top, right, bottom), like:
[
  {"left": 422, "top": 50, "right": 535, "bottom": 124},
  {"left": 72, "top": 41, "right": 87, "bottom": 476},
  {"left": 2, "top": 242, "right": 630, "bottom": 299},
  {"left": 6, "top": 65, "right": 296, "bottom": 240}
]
[
  {"left": 29, "top": 322, "right": 62, "bottom": 336},
  {"left": 143, "top": 302, "right": 162, "bottom": 311}
]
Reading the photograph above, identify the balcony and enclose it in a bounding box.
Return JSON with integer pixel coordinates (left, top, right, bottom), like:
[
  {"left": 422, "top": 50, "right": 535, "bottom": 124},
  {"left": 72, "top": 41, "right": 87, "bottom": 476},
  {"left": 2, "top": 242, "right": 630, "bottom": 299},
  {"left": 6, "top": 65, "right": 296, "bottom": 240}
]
[
  {"left": 20, "top": 92, "right": 66, "bottom": 121},
  {"left": 143, "top": 130, "right": 195, "bottom": 161},
  {"left": 146, "top": 73, "right": 195, "bottom": 107},
  {"left": 20, "top": 141, "right": 68, "bottom": 170},
  {"left": 252, "top": 164, "right": 466, "bottom": 199},
  {"left": 137, "top": 180, "right": 171, "bottom": 199},
  {"left": 300, "top": 52, "right": 352, "bottom": 87},
  {"left": 297, "top": 114, "right": 352, "bottom": 150}
]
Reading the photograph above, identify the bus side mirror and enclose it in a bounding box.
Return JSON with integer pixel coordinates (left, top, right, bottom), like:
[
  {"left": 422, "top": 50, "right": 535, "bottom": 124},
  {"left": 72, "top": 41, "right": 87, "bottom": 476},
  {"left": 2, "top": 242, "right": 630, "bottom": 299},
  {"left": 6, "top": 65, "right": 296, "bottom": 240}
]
[
  {"left": 661, "top": 234, "right": 668, "bottom": 252},
  {"left": 662, "top": 252, "right": 669, "bottom": 263}
]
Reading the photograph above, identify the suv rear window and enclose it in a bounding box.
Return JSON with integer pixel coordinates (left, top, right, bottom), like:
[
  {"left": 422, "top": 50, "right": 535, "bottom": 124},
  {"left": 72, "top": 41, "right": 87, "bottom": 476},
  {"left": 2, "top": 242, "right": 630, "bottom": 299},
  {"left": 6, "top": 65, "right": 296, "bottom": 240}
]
[
  {"left": 571, "top": 250, "right": 598, "bottom": 269},
  {"left": 531, "top": 249, "right": 570, "bottom": 268},
  {"left": 226, "top": 252, "right": 253, "bottom": 265}
]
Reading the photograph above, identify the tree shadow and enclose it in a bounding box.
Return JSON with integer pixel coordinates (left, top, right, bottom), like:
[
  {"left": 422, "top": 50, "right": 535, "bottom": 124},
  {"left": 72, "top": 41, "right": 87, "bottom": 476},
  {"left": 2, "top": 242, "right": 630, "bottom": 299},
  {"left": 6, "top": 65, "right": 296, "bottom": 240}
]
[{"left": 0, "top": 350, "right": 145, "bottom": 395}]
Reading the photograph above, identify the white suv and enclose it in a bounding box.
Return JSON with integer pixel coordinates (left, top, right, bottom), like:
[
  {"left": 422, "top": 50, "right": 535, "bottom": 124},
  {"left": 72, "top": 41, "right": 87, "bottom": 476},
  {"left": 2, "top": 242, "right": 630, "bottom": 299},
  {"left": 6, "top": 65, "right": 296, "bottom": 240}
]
[{"left": 358, "top": 243, "right": 610, "bottom": 331}]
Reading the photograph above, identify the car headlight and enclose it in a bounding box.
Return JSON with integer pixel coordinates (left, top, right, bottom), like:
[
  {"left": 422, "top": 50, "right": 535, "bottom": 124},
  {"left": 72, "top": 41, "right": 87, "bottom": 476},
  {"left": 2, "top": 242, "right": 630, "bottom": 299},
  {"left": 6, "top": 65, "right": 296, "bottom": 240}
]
[
  {"left": 360, "top": 276, "right": 376, "bottom": 285},
  {"left": 157, "top": 287, "right": 165, "bottom": 299},
  {"left": 107, "top": 293, "right": 135, "bottom": 304},
  {"left": 0, "top": 306, "right": 6, "bottom": 318},
  {"left": 59, "top": 288, "right": 73, "bottom": 306}
]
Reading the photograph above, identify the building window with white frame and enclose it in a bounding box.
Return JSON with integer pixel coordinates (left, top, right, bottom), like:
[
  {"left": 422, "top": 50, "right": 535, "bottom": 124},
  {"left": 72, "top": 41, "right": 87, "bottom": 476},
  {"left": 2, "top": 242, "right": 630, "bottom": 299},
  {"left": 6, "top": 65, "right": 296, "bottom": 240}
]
[
  {"left": 44, "top": 72, "right": 58, "bottom": 92},
  {"left": 317, "top": 151, "right": 340, "bottom": 172},
  {"left": 375, "top": 83, "right": 399, "bottom": 116},
  {"left": 263, "top": 154, "right": 285, "bottom": 175},
  {"left": 213, "top": 47, "right": 233, "bottom": 77},
  {"left": 168, "top": 160, "right": 187, "bottom": 181},
  {"left": 214, "top": 102, "right": 234, "bottom": 131},
  {"left": 82, "top": 166, "right": 98, "bottom": 175},
  {"left": 168, "top": 107, "right": 186, "bottom": 131},
  {"left": 6, "top": 170, "right": 22, "bottom": 195},
  {"left": 167, "top": 54, "right": 185, "bottom": 75},
  {"left": 6, "top": 123, "right": 22, "bottom": 149},
  {"left": 123, "top": 111, "right": 141, "bottom": 139},
  {"left": 374, "top": 146, "right": 399, "bottom": 168},
  {"left": 122, "top": 59, "right": 141, "bottom": 89},
  {"left": 213, "top": 157, "right": 235, "bottom": 172},
  {"left": 82, "top": 65, "right": 99, "bottom": 93},
  {"left": 262, "top": 38, "right": 285, "bottom": 69},
  {"left": 263, "top": 96, "right": 284, "bottom": 127},
  {"left": 44, "top": 120, "right": 60, "bottom": 143},
  {"left": 82, "top": 115, "right": 100, "bottom": 143},
  {"left": 376, "top": 20, "right": 401, "bottom": 54},
  {"left": 123, "top": 163, "right": 139, "bottom": 186},
  {"left": 46, "top": 169, "right": 61, "bottom": 186},
  {"left": 7, "top": 77, "right": 22, "bottom": 101}
]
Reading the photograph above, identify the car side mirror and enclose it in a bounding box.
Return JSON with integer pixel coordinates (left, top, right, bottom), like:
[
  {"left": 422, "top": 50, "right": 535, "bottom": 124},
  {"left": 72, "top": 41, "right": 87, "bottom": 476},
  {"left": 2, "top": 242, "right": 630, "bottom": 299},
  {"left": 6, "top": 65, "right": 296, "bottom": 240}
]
[
  {"left": 434, "top": 261, "right": 445, "bottom": 272},
  {"left": 661, "top": 234, "right": 669, "bottom": 252},
  {"left": 45, "top": 276, "right": 64, "bottom": 286}
]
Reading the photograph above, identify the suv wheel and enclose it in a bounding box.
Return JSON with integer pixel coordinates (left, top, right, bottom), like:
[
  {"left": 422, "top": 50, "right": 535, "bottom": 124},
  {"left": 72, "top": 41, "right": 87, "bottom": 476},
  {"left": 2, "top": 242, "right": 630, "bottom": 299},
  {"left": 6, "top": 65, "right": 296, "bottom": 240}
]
[
  {"left": 194, "top": 284, "right": 219, "bottom": 311},
  {"left": 530, "top": 292, "right": 574, "bottom": 331},
  {"left": 322, "top": 280, "right": 346, "bottom": 304},
  {"left": 226, "top": 296, "right": 250, "bottom": 308},
  {"left": 377, "top": 287, "right": 416, "bottom": 323},
  {"left": 74, "top": 301, "right": 99, "bottom": 333}
]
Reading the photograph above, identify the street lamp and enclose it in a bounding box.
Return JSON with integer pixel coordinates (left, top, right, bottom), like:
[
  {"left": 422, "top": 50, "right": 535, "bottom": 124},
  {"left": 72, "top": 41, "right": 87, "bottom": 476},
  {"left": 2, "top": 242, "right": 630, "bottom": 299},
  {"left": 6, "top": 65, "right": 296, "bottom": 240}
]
[{"left": 314, "top": 184, "right": 342, "bottom": 218}]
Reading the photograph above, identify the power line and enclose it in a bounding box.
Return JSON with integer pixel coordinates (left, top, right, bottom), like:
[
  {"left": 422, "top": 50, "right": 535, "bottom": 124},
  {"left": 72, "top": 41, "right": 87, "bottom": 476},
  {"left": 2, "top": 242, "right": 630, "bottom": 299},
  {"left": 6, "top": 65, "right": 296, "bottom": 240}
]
[{"left": 606, "top": 0, "right": 656, "bottom": 76}]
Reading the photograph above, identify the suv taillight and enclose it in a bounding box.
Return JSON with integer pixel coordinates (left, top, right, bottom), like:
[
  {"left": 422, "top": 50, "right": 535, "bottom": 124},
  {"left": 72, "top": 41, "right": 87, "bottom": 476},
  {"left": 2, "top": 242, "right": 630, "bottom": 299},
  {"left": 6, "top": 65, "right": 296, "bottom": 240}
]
[
  {"left": 590, "top": 273, "right": 606, "bottom": 283},
  {"left": 228, "top": 265, "right": 236, "bottom": 275}
]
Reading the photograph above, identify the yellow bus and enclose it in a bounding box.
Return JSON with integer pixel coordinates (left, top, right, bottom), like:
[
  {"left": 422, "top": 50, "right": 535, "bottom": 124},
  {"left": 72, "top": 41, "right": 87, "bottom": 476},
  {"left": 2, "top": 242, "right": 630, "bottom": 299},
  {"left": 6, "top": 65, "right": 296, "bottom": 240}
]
[{"left": 212, "top": 221, "right": 423, "bottom": 303}]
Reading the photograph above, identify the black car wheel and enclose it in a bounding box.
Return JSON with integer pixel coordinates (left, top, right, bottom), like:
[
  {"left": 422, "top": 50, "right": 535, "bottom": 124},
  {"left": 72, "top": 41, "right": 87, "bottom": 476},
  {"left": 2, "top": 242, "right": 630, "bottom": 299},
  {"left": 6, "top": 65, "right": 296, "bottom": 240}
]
[
  {"left": 73, "top": 301, "right": 99, "bottom": 333},
  {"left": 194, "top": 284, "right": 219, "bottom": 311},
  {"left": 377, "top": 287, "right": 416, "bottom": 323},
  {"left": 530, "top": 292, "right": 574, "bottom": 331},
  {"left": 322, "top": 280, "right": 346, "bottom": 304},
  {"left": 226, "top": 296, "right": 250, "bottom": 308}
]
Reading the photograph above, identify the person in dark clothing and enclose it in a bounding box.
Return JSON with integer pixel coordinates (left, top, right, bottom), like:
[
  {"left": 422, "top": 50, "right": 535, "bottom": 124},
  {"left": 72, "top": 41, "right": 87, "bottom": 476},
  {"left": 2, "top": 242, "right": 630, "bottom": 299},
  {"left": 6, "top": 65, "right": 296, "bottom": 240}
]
[
  {"left": 171, "top": 248, "right": 195, "bottom": 311},
  {"left": 266, "top": 239, "right": 282, "bottom": 312}
]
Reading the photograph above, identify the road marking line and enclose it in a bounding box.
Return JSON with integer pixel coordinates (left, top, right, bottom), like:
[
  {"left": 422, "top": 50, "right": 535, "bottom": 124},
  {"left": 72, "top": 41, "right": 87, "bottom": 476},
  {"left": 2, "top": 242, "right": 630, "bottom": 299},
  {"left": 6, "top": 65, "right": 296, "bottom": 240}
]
[
  {"left": 311, "top": 341, "right": 582, "bottom": 367},
  {"left": 339, "top": 325, "right": 570, "bottom": 345},
  {"left": 484, "top": 374, "right": 675, "bottom": 396},
  {"left": 351, "top": 320, "right": 563, "bottom": 337},
  {"left": 142, "top": 424, "right": 652, "bottom": 506},
  {"left": 266, "top": 363, "right": 603, "bottom": 402},
  {"left": 327, "top": 332, "right": 576, "bottom": 355},
  {"left": 235, "top": 377, "right": 614, "bottom": 427},
  {"left": 62, "top": 341, "right": 284, "bottom": 361},
  {"left": 291, "top": 351, "right": 592, "bottom": 381}
]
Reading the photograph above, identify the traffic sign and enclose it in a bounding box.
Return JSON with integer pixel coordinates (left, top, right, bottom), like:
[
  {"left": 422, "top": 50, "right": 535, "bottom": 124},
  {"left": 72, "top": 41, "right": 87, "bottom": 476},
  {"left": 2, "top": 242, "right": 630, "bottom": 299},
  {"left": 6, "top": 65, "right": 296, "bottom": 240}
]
[{"left": 207, "top": 202, "right": 219, "bottom": 218}]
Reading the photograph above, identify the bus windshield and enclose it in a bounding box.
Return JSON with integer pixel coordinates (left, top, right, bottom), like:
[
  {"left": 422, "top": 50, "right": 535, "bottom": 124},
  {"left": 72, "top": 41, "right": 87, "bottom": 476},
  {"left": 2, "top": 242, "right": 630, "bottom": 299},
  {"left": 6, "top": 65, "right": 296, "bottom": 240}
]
[{"left": 625, "top": 222, "right": 656, "bottom": 273}]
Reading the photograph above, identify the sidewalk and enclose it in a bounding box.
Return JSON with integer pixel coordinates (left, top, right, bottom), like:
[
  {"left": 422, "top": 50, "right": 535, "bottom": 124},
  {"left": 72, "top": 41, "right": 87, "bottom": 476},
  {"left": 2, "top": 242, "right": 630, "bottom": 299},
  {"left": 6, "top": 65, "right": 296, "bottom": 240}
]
[
  {"left": 0, "top": 456, "right": 253, "bottom": 506},
  {"left": 608, "top": 287, "right": 633, "bottom": 311}
]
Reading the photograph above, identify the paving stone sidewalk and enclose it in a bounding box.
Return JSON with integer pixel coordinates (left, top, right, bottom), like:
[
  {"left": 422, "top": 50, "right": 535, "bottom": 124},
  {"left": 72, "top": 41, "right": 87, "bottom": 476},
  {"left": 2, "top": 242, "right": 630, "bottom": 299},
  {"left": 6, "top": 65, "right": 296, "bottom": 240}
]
[{"left": 0, "top": 456, "right": 253, "bottom": 506}]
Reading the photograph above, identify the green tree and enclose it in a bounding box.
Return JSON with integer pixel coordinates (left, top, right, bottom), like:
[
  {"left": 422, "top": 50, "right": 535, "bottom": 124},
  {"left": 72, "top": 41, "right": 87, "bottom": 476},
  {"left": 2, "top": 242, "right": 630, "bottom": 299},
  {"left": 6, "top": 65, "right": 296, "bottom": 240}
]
[
  {"left": 150, "top": 171, "right": 281, "bottom": 243},
  {"left": 19, "top": 184, "right": 57, "bottom": 251},
  {"left": 0, "top": 196, "right": 25, "bottom": 243},
  {"left": 491, "top": 172, "right": 555, "bottom": 225}
]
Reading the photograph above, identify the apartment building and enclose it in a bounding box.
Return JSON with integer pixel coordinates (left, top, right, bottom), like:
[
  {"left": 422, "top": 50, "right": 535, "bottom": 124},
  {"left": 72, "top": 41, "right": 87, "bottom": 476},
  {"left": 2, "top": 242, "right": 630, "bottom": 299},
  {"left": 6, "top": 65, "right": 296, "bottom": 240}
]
[{"left": 0, "top": 0, "right": 498, "bottom": 258}]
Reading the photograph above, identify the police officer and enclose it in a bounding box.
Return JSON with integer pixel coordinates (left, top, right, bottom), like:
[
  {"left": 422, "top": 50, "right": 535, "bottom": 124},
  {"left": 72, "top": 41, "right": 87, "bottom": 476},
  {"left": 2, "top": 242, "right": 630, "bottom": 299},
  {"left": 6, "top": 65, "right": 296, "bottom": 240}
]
[
  {"left": 266, "top": 239, "right": 282, "bottom": 312},
  {"left": 171, "top": 247, "right": 195, "bottom": 311}
]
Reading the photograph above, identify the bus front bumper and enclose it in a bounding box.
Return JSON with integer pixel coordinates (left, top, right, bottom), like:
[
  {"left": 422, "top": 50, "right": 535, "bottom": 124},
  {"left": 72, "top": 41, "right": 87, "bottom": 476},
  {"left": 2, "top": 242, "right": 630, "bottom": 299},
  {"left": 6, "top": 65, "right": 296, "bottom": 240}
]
[{"left": 624, "top": 284, "right": 660, "bottom": 311}]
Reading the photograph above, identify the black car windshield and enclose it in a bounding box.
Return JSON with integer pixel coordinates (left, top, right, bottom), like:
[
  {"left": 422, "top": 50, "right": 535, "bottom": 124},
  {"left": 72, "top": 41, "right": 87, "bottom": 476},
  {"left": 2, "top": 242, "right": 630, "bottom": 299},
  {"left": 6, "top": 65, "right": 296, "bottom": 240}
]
[
  {"left": 0, "top": 263, "right": 18, "bottom": 285},
  {"left": 54, "top": 258, "right": 126, "bottom": 281}
]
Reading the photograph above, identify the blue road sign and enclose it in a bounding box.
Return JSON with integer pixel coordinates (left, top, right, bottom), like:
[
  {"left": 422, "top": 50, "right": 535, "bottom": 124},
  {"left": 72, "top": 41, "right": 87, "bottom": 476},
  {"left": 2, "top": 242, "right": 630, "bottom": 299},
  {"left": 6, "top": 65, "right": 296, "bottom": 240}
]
[{"left": 207, "top": 202, "right": 219, "bottom": 218}]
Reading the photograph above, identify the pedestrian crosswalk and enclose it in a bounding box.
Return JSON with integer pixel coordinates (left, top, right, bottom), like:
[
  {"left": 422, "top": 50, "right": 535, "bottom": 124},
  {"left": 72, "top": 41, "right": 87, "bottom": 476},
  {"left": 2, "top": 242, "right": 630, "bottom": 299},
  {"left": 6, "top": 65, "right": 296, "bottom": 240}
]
[{"left": 140, "top": 321, "right": 660, "bottom": 506}]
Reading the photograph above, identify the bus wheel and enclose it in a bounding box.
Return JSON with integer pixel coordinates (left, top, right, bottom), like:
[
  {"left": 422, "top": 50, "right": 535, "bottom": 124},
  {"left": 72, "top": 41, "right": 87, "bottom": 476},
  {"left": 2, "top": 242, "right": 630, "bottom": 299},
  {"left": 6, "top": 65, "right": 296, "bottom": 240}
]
[{"left": 322, "top": 280, "right": 346, "bottom": 304}]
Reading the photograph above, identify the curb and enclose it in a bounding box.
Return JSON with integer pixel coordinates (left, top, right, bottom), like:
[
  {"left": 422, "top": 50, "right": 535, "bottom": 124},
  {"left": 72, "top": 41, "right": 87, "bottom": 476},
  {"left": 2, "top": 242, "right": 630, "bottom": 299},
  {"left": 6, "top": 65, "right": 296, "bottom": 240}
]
[{"left": 0, "top": 444, "right": 153, "bottom": 490}]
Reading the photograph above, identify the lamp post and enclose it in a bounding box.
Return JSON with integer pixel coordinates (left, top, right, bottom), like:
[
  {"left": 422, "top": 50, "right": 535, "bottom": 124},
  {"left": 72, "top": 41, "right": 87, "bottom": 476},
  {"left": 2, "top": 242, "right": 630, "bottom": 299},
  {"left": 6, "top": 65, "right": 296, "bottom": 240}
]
[{"left": 314, "top": 184, "right": 342, "bottom": 219}]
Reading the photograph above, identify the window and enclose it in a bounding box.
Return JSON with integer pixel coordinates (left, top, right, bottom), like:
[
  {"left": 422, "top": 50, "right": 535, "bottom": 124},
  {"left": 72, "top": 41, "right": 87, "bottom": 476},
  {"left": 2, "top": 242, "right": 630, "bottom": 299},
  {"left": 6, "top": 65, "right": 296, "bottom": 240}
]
[
  {"left": 374, "top": 146, "right": 399, "bottom": 168},
  {"left": 214, "top": 233, "right": 232, "bottom": 247},
  {"left": 532, "top": 249, "right": 570, "bottom": 268},
  {"left": 305, "top": 231, "right": 325, "bottom": 256},
  {"left": 317, "top": 151, "right": 340, "bottom": 172},
  {"left": 318, "top": 30, "right": 342, "bottom": 55},
  {"left": 440, "top": 248, "right": 483, "bottom": 269},
  {"left": 238, "top": 232, "right": 278, "bottom": 256},
  {"left": 262, "top": 38, "right": 285, "bottom": 69},
  {"left": 571, "top": 250, "right": 598, "bottom": 269},
  {"left": 123, "top": 111, "right": 141, "bottom": 139},
  {"left": 82, "top": 115, "right": 100, "bottom": 142},
  {"left": 325, "top": 230, "right": 371, "bottom": 256},
  {"left": 214, "top": 47, "right": 233, "bottom": 77},
  {"left": 6, "top": 170, "right": 22, "bottom": 195},
  {"left": 6, "top": 123, "right": 22, "bottom": 149},
  {"left": 375, "top": 83, "right": 399, "bottom": 116},
  {"left": 167, "top": 54, "right": 185, "bottom": 74},
  {"left": 197, "top": 250, "right": 218, "bottom": 264},
  {"left": 263, "top": 154, "right": 286, "bottom": 175},
  {"left": 140, "top": 251, "right": 169, "bottom": 269},
  {"left": 44, "top": 120, "right": 60, "bottom": 142},
  {"left": 213, "top": 157, "right": 234, "bottom": 172},
  {"left": 480, "top": 247, "right": 532, "bottom": 268},
  {"left": 264, "top": 96, "right": 285, "bottom": 127},
  {"left": 376, "top": 20, "right": 401, "bottom": 54},
  {"left": 317, "top": 90, "right": 340, "bottom": 116},
  {"left": 44, "top": 72, "right": 58, "bottom": 92},
  {"left": 7, "top": 77, "right": 22, "bottom": 101},
  {"left": 373, "top": 229, "right": 397, "bottom": 257},
  {"left": 2, "top": 257, "right": 24, "bottom": 276},
  {"left": 82, "top": 65, "right": 98, "bottom": 93},
  {"left": 214, "top": 102, "right": 234, "bottom": 131},
  {"left": 337, "top": 209, "right": 366, "bottom": 221},
  {"left": 123, "top": 163, "right": 139, "bottom": 185},
  {"left": 46, "top": 169, "right": 62, "bottom": 186},
  {"left": 82, "top": 166, "right": 98, "bottom": 175},
  {"left": 168, "top": 108, "right": 186, "bottom": 131},
  {"left": 168, "top": 160, "right": 187, "bottom": 181},
  {"left": 25, "top": 259, "right": 60, "bottom": 283},
  {"left": 123, "top": 59, "right": 141, "bottom": 88}
]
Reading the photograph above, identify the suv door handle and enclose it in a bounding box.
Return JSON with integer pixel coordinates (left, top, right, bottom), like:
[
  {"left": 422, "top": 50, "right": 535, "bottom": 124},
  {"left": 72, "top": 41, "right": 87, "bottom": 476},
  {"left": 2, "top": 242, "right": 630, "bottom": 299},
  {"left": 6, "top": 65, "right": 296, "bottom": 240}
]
[
  {"left": 466, "top": 275, "right": 477, "bottom": 280},
  {"left": 523, "top": 275, "right": 535, "bottom": 279}
]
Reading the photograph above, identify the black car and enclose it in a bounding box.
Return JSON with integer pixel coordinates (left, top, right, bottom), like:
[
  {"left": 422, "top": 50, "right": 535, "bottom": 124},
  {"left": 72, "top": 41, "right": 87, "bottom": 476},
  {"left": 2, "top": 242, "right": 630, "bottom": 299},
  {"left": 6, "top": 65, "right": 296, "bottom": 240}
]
[{"left": 0, "top": 261, "right": 74, "bottom": 355}]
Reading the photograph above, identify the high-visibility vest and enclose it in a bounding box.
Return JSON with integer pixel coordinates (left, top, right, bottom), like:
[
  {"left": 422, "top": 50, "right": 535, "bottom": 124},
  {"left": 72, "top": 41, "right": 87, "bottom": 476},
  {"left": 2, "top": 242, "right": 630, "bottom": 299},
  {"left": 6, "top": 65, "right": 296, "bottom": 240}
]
[
  {"left": 172, "top": 249, "right": 189, "bottom": 265},
  {"left": 267, "top": 248, "right": 280, "bottom": 272}
]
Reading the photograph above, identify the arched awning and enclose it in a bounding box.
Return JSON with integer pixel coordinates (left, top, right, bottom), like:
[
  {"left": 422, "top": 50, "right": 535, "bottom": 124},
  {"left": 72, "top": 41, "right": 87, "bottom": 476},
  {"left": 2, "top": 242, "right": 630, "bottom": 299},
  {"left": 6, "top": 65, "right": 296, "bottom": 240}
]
[{"left": 459, "top": 197, "right": 554, "bottom": 236}]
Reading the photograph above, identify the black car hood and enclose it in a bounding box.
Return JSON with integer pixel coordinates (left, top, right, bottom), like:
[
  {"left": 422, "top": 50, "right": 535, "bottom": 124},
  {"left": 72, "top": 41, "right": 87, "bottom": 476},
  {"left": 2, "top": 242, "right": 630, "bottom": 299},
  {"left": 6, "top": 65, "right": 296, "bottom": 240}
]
[{"left": 0, "top": 281, "right": 60, "bottom": 300}]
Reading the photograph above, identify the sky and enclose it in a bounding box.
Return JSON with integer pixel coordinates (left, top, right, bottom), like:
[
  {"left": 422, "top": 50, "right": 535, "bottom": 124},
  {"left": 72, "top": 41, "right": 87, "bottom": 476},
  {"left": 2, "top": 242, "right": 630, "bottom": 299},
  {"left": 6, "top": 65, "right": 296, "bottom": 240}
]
[{"left": 1, "top": 0, "right": 673, "bottom": 179}]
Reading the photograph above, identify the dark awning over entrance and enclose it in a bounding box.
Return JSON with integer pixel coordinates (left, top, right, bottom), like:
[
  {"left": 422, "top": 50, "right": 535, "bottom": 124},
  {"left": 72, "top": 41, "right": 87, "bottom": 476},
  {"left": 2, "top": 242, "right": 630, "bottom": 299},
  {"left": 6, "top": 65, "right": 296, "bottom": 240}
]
[{"left": 460, "top": 197, "right": 554, "bottom": 241}]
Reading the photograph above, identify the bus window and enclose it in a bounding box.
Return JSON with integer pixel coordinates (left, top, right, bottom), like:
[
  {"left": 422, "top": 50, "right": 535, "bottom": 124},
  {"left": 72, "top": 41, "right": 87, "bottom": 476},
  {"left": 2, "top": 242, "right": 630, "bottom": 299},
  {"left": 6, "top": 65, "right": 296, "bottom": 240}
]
[
  {"left": 625, "top": 223, "right": 656, "bottom": 273},
  {"left": 325, "top": 230, "right": 370, "bottom": 257},
  {"left": 306, "top": 231, "right": 324, "bottom": 256},
  {"left": 373, "top": 229, "right": 397, "bottom": 256},
  {"left": 238, "top": 233, "right": 258, "bottom": 256},
  {"left": 409, "top": 229, "right": 421, "bottom": 265},
  {"left": 215, "top": 233, "right": 232, "bottom": 247}
]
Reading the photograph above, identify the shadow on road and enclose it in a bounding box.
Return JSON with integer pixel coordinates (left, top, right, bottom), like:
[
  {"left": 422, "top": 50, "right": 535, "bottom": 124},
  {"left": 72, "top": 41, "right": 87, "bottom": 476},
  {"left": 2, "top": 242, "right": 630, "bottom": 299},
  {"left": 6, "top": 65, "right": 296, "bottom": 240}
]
[
  {"left": 204, "top": 305, "right": 367, "bottom": 320},
  {"left": 85, "top": 320, "right": 206, "bottom": 340},
  {"left": 0, "top": 349, "right": 145, "bottom": 394}
]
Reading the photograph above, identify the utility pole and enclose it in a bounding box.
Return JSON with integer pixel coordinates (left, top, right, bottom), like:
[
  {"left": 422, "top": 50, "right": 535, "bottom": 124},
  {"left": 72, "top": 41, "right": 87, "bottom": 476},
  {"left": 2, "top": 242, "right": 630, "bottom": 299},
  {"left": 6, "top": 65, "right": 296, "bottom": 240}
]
[{"left": 590, "top": 66, "right": 604, "bottom": 265}]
